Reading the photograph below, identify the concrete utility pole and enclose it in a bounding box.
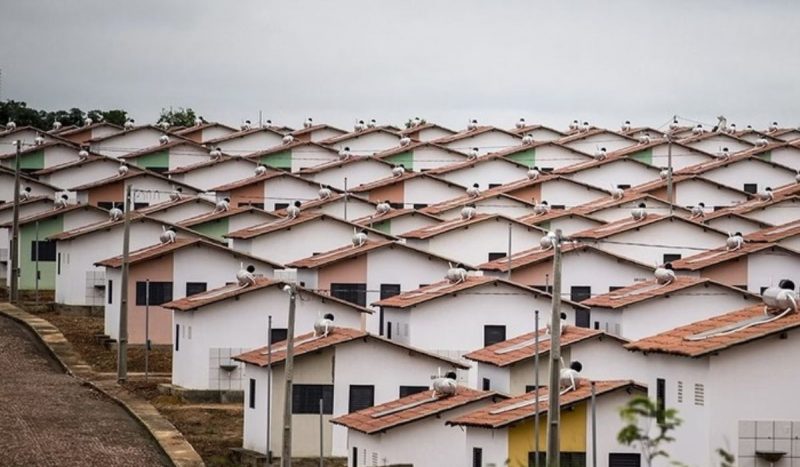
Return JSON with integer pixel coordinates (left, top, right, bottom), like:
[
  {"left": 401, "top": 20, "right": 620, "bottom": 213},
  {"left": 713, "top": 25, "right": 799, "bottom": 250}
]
[
  {"left": 10, "top": 140, "right": 21, "bottom": 303},
  {"left": 117, "top": 185, "right": 132, "bottom": 383},
  {"left": 546, "top": 229, "right": 563, "bottom": 467},
  {"left": 534, "top": 309, "right": 541, "bottom": 467},
  {"left": 267, "top": 315, "right": 273, "bottom": 464},
  {"left": 281, "top": 284, "right": 298, "bottom": 467},
  {"left": 667, "top": 116, "right": 675, "bottom": 216}
]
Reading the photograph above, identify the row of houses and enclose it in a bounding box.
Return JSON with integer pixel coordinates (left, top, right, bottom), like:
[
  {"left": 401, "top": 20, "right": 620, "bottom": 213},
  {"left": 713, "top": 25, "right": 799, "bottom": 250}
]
[{"left": 2, "top": 116, "right": 800, "bottom": 466}]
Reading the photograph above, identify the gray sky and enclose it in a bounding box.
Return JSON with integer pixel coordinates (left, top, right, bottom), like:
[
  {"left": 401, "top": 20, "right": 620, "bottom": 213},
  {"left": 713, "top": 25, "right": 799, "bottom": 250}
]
[{"left": 2, "top": 0, "right": 799, "bottom": 132}]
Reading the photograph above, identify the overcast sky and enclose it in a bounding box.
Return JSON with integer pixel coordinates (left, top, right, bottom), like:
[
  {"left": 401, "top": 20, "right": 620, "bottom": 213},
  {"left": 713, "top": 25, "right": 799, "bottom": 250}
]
[{"left": 1, "top": 0, "right": 799, "bottom": 132}]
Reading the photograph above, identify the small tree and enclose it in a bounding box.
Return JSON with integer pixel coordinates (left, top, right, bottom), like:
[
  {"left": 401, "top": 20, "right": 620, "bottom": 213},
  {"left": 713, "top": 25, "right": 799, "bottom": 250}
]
[
  {"left": 101, "top": 109, "right": 128, "bottom": 126},
  {"left": 617, "top": 396, "right": 682, "bottom": 466},
  {"left": 157, "top": 107, "right": 197, "bottom": 128}
]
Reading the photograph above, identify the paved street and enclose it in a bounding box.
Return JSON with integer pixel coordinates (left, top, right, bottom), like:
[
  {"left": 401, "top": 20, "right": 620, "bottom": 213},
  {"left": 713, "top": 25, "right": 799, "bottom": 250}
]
[{"left": 0, "top": 314, "right": 170, "bottom": 466}]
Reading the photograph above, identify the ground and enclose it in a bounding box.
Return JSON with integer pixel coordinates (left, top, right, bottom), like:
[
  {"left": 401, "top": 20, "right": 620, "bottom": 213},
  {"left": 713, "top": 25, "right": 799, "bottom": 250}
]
[{"left": 0, "top": 313, "right": 170, "bottom": 466}]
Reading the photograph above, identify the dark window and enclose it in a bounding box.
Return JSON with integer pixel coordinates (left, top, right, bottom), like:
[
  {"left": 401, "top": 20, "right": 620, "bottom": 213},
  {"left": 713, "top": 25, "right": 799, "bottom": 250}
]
[
  {"left": 186, "top": 282, "right": 207, "bottom": 296},
  {"left": 594, "top": 321, "right": 600, "bottom": 330},
  {"left": 570, "top": 286, "right": 591, "bottom": 302},
  {"left": 482, "top": 378, "right": 491, "bottom": 390},
  {"left": 418, "top": 283, "right": 429, "bottom": 288},
  {"left": 488, "top": 183, "right": 502, "bottom": 189},
  {"left": 148, "top": 167, "right": 169, "bottom": 174},
  {"left": 551, "top": 204, "right": 566, "bottom": 210},
  {"left": 473, "top": 448, "right": 483, "bottom": 467},
  {"left": 413, "top": 203, "right": 428, "bottom": 209},
  {"left": 271, "top": 203, "right": 287, "bottom": 210},
  {"left": 133, "top": 202, "right": 149, "bottom": 210},
  {"left": 238, "top": 202, "right": 265, "bottom": 209},
  {"left": 30, "top": 240, "right": 56, "bottom": 261},
  {"left": 108, "top": 280, "right": 113, "bottom": 304},
  {"left": 135, "top": 281, "right": 173, "bottom": 306},
  {"left": 330, "top": 283, "right": 367, "bottom": 307},
  {"left": 609, "top": 453, "right": 641, "bottom": 467},
  {"left": 249, "top": 378, "right": 256, "bottom": 409},
  {"left": 540, "top": 167, "right": 554, "bottom": 173},
  {"left": 525, "top": 385, "right": 541, "bottom": 393},
  {"left": 389, "top": 202, "right": 404, "bottom": 209},
  {"left": 529, "top": 452, "right": 586, "bottom": 467},
  {"left": 609, "top": 286, "right": 625, "bottom": 292},
  {"left": 488, "top": 252, "right": 507, "bottom": 261},
  {"left": 399, "top": 386, "right": 428, "bottom": 398},
  {"left": 532, "top": 285, "right": 553, "bottom": 293},
  {"left": 663, "top": 253, "right": 681, "bottom": 264},
  {"left": 97, "top": 201, "right": 117, "bottom": 210},
  {"left": 484, "top": 325, "right": 506, "bottom": 347},
  {"left": 380, "top": 284, "right": 401, "bottom": 300},
  {"left": 735, "top": 284, "right": 748, "bottom": 290},
  {"left": 57, "top": 253, "right": 61, "bottom": 274},
  {"left": 656, "top": 378, "right": 666, "bottom": 423},
  {"left": 352, "top": 447, "right": 358, "bottom": 467},
  {"left": 292, "top": 384, "right": 334, "bottom": 414},
  {"left": 175, "top": 324, "right": 180, "bottom": 351},
  {"left": 743, "top": 183, "right": 758, "bottom": 194},
  {"left": 617, "top": 184, "right": 631, "bottom": 189},
  {"left": 348, "top": 385, "right": 375, "bottom": 413},
  {"left": 576, "top": 309, "right": 591, "bottom": 328},
  {"left": 387, "top": 322, "right": 392, "bottom": 340},
  {"left": 270, "top": 328, "right": 288, "bottom": 344}
]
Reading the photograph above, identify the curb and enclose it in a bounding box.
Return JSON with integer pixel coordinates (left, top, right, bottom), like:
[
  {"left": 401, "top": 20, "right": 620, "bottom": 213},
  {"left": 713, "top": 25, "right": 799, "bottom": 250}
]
[{"left": 0, "top": 303, "right": 205, "bottom": 467}]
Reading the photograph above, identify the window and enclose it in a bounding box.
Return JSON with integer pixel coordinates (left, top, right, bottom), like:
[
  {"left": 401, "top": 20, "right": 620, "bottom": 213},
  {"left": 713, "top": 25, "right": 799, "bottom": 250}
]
[
  {"left": 186, "top": 282, "right": 207, "bottom": 296},
  {"left": 617, "top": 184, "right": 631, "bottom": 190},
  {"left": 473, "top": 448, "right": 483, "bottom": 467},
  {"left": 270, "top": 328, "right": 288, "bottom": 344},
  {"left": 292, "top": 384, "right": 334, "bottom": 414},
  {"left": 351, "top": 447, "right": 358, "bottom": 467},
  {"left": 249, "top": 379, "right": 256, "bottom": 409},
  {"left": 389, "top": 202, "right": 404, "bottom": 209},
  {"left": 135, "top": 281, "right": 173, "bottom": 306},
  {"left": 330, "top": 283, "right": 367, "bottom": 307},
  {"left": 482, "top": 378, "right": 491, "bottom": 390},
  {"left": 488, "top": 252, "right": 507, "bottom": 261},
  {"left": 57, "top": 253, "right": 61, "bottom": 274},
  {"left": 593, "top": 321, "right": 599, "bottom": 330},
  {"left": 108, "top": 280, "right": 113, "bottom": 305},
  {"left": 413, "top": 203, "right": 428, "bottom": 209},
  {"left": 272, "top": 203, "right": 287, "bottom": 210},
  {"left": 348, "top": 385, "right": 375, "bottom": 413},
  {"left": 694, "top": 383, "right": 705, "bottom": 406},
  {"left": 540, "top": 167, "right": 554, "bottom": 173},
  {"left": 525, "top": 385, "right": 542, "bottom": 393},
  {"left": 488, "top": 183, "right": 502, "bottom": 189},
  {"left": 570, "top": 286, "right": 591, "bottom": 302},
  {"left": 743, "top": 183, "right": 758, "bottom": 194},
  {"left": 399, "top": 386, "right": 428, "bottom": 398},
  {"left": 656, "top": 378, "right": 666, "bottom": 423},
  {"left": 662, "top": 253, "right": 681, "bottom": 264},
  {"left": 387, "top": 322, "right": 392, "bottom": 340},
  {"left": 677, "top": 381, "right": 683, "bottom": 403},
  {"left": 30, "top": 240, "right": 56, "bottom": 261},
  {"left": 529, "top": 452, "right": 586, "bottom": 467},
  {"left": 609, "top": 453, "right": 641, "bottom": 467},
  {"left": 484, "top": 325, "right": 506, "bottom": 347},
  {"left": 134, "top": 202, "right": 149, "bottom": 210},
  {"left": 418, "top": 283, "right": 429, "bottom": 288},
  {"left": 609, "top": 286, "right": 625, "bottom": 292},
  {"left": 97, "top": 201, "right": 117, "bottom": 210},
  {"left": 175, "top": 324, "right": 180, "bottom": 351},
  {"left": 573, "top": 309, "right": 589, "bottom": 328},
  {"left": 551, "top": 204, "right": 566, "bottom": 210},
  {"left": 380, "top": 284, "right": 401, "bottom": 300}
]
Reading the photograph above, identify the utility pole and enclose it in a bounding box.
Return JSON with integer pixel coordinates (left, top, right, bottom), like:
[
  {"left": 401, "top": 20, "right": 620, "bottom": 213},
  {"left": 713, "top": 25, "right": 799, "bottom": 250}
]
[
  {"left": 343, "top": 177, "right": 348, "bottom": 221},
  {"left": 590, "top": 381, "right": 598, "bottom": 467},
  {"left": 267, "top": 315, "right": 273, "bottom": 465},
  {"left": 667, "top": 117, "right": 675, "bottom": 216},
  {"left": 281, "top": 284, "right": 298, "bottom": 467},
  {"left": 534, "top": 309, "right": 541, "bottom": 467},
  {"left": 10, "top": 140, "right": 21, "bottom": 303},
  {"left": 546, "top": 229, "right": 563, "bottom": 467},
  {"left": 117, "top": 185, "right": 132, "bottom": 383},
  {"left": 506, "top": 223, "right": 512, "bottom": 280}
]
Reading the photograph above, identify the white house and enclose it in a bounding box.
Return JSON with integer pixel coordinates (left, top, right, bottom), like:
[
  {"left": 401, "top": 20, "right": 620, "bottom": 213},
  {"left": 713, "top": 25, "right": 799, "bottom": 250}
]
[
  {"left": 517, "top": 209, "right": 606, "bottom": 236},
  {"left": 320, "top": 127, "right": 401, "bottom": 155},
  {"left": 428, "top": 154, "right": 531, "bottom": 189},
  {"left": 175, "top": 122, "right": 238, "bottom": 143},
  {"left": 211, "top": 170, "right": 324, "bottom": 212},
  {"left": 57, "top": 122, "right": 123, "bottom": 144},
  {"left": 273, "top": 192, "right": 376, "bottom": 222},
  {"left": 0, "top": 141, "right": 83, "bottom": 173},
  {"left": 557, "top": 128, "right": 638, "bottom": 154},
  {"left": 490, "top": 175, "right": 612, "bottom": 210},
  {"left": 374, "top": 142, "right": 468, "bottom": 172},
  {"left": 0, "top": 166, "right": 59, "bottom": 203},
  {"left": 492, "top": 141, "right": 594, "bottom": 172},
  {"left": 297, "top": 156, "right": 394, "bottom": 190},
  {"left": 574, "top": 192, "right": 690, "bottom": 223},
  {"left": 676, "top": 155, "right": 798, "bottom": 195},
  {"left": 433, "top": 126, "right": 523, "bottom": 157},
  {"left": 289, "top": 123, "right": 347, "bottom": 143},
  {"left": 348, "top": 172, "right": 466, "bottom": 210},
  {"left": 87, "top": 125, "right": 181, "bottom": 158},
  {"left": 32, "top": 154, "right": 131, "bottom": 193},
  {"left": 679, "top": 131, "right": 754, "bottom": 155},
  {"left": 118, "top": 139, "right": 212, "bottom": 173},
  {"left": 558, "top": 156, "right": 664, "bottom": 191},
  {"left": 204, "top": 127, "right": 286, "bottom": 156},
  {"left": 746, "top": 219, "right": 800, "bottom": 252},
  {"left": 165, "top": 156, "right": 260, "bottom": 192},
  {"left": 247, "top": 141, "right": 341, "bottom": 172},
  {"left": 353, "top": 208, "right": 443, "bottom": 236}
]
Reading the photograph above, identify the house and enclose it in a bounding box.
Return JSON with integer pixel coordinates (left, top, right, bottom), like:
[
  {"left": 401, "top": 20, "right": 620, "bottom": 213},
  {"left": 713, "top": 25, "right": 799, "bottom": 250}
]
[
  {"left": 465, "top": 327, "right": 641, "bottom": 395},
  {"left": 236, "top": 326, "right": 471, "bottom": 458},
  {"left": 133, "top": 196, "right": 217, "bottom": 224},
  {"left": 273, "top": 192, "right": 376, "bottom": 221},
  {"left": 670, "top": 243, "right": 800, "bottom": 294},
  {"left": 510, "top": 123, "right": 565, "bottom": 141},
  {"left": 701, "top": 212, "right": 773, "bottom": 235},
  {"left": 175, "top": 122, "right": 238, "bottom": 143},
  {"left": 96, "top": 238, "right": 280, "bottom": 345},
  {"left": 178, "top": 207, "right": 277, "bottom": 242},
  {"left": 399, "top": 214, "right": 545, "bottom": 266},
  {"left": 162, "top": 279, "right": 371, "bottom": 390},
  {"left": 557, "top": 128, "right": 639, "bottom": 154},
  {"left": 374, "top": 142, "right": 468, "bottom": 172},
  {"left": 493, "top": 141, "right": 594, "bottom": 171},
  {"left": 747, "top": 142, "right": 800, "bottom": 171},
  {"left": 771, "top": 127, "right": 800, "bottom": 142},
  {"left": 631, "top": 175, "right": 751, "bottom": 212},
  {"left": 297, "top": 155, "right": 394, "bottom": 190},
  {"left": 432, "top": 126, "right": 522, "bottom": 157},
  {"left": 118, "top": 139, "right": 212, "bottom": 173},
  {"left": 211, "top": 170, "right": 329, "bottom": 212},
  {"left": 678, "top": 131, "right": 754, "bottom": 154},
  {"left": 320, "top": 127, "right": 401, "bottom": 155},
  {"left": 704, "top": 182, "right": 800, "bottom": 226},
  {"left": 247, "top": 141, "right": 340, "bottom": 172},
  {"left": 32, "top": 153, "right": 133, "bottom": 192},
  {"left": 517, "top": 209, "right": 606, "bottom": 235},
  {"left": 331, "top": 385, "right": 501, "bottom": 466},
  {"left": 625, "top": 297, "right": 800, "bottom": 465},
  {"left": 0, "top": 166, "right": 59, "bottom": 203},
  {"left": 0, "top": 141, "right": 82, "bottom": 173},
  {"left": 479, "top": 243, "right": 654, "bottom": 306},
  {"left": 746, "top": 219, "right": 800, "bottom": 251},
  {"left": 374, "top": 275, "right": 588, "bottom": 382},
  {"left": 574, "top": 192, "right": 690, "bottom": 223},
  {"left": 0, "top": 126, "right": 64, "bottom": 154},
  {"left": 607, "top": 139, "right": 715, "bottom": 171},
  {"left": 583, "top": 276, "right": 760, "bottom": 340},
  {"left": 87, "top": 125, "right": 183, "bottom": 158},
  {"left": 289, "top": 123, "right": 347, "bottom": 143},
  {"left": 71, "top": 170, "right": 200, "bottom": 210},
  {"left": 352, "top": 208, "right": 442, "bottom": 236},
  {"left": 227, "top": 212, "right": 394, "bottom": 264},
  {"left": 428, "top": 153, "right": 531, "bottom": 188},
  {"left": 57, "top": 122, "right": 123, "bottom": 144},
  {"left": 421, "top": 192, "right": 537, "bottom": 220},
  {"left": 204, "top": 127, "right": 286, "bottom": 155},
  {"left": 348, "top": 172, "right": 466, "bottom": 210},
  {"left": 398, "top": 122, "right": 457, "bottom": 141},
  {"left": 165, "top": 155, "right": 260, "bottom": 191},
  {"left": 287, "top": 238, "right": 466, "bottom": 333},
  {"left": 0, "top": 196, "right": 55, "bottom": 279},
  {"left": 675, "top": 153, "right": 798, "bottom": 195},
  {"left": 50, "top": 214, "right": 216, "bottom": 306},
  {"left": 557, "top": 155, "right": 664, "bottom": 191},
  {"left": 487, "top": 175, "right": 612, "bottom": 209},
  {"left": 449, "top": 380, "right": 647, "bottom": 467},
  {"left": 573, "top": 213, "right": 730, "bottom": 268},
  {"left": 1, "top": 203, "right": 108, "bottom": 291}
]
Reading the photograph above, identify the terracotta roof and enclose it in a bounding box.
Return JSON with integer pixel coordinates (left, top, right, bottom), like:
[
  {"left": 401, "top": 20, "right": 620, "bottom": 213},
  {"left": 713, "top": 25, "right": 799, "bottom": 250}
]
[
  {"left": 271, "top": 192, "right": 373, "bottom": 216},
  {"left": 431, "top": 126, "right": 521, "bottom": 145},
  {"left": 630, "top": 174, "right": 747, "bottom": 196},
  {"left": 448, "top": 380, "right": 645, "bottom": 428},
  {"left": 0, "top": 195, "right": 52, "bottom": 212},
  {"left": 420, "top": 192, "right": 535, "bottom": 216},
  {"left": 118, "top": 139, "right": 207, "bottom": 160},
  {"left": 464, "top": 327, "right": 625, "bottom": 367},
  {"left": 164, "top": 155, "right": 256, "bottom": 175},
  {"left": 134, "top": 196, "right": 216, "bottom": 214},
  {"left": 703, "top": 183, "right": 800, "bottom": 219},
  {"left": 478, "top": 241, "right": 581, "bottom": 272},
  {"left": 204, "top": 126, "right": 286, "bottom": 145},
  {"left": 573, "top": 192, "right": 689, "bottom": 217},
  {"left": 572, "top": 214, "right": 724, "bottom": 240},
  {"left": 162, "top": 277, "right": 372, "bottom": 313},
  {"left": 226, "top": 212, "right": 361, "bottom": 239},
  {"left": 352, "top": 208, "right": 442, "bottom": 225},
  {"left": 69, "top": 169, "right": 199, "bottom": 193},
  {"left": 678, "top": 131, "right": 754, "bottom": 147},
  {"left": 373, "top": 141, "right": 468, "bottom": 160},
  {"left": 746, "top": 220, "right": 800, "bottom": 243},
  {"left": 399, "top": 122, "right": 456, "bottom": 136},
  {"left": 427, "top": 153, "right": 529, "bottom": 175},
  {"left": 557, "top": 128, "right": 638, "bottom": 145},
  {"left": 319, "top": 127, "right": 400, "bottom": 145},
  {"left": 209, "top": 169, "right": 285, "bottom": 192},
  {"left": 626, "top": 304, "right": 800, "bottom": 357},
  {"left": 245, "top": 140, "right": 337, "bottom": 159},
  {"left": 331, "top": 386, "right": 499, "bottom": 434},
  {"left": 31, "top": 154, "right": 112, "bottom": 175},
  {"left": 296, "top": 155, "right": 393, "bottom": 174},
  {"left": 47, "top": 214, "right": 142, "bottom": 240},
  {"left": 287, "top": 239, "right": 393, "bottom": 268},
  {"left": 0, "top": 203, "right": 103, "bottom": 228},
  {"left": 517, "top": 209, "right": 605, "bottom": 226},
  {"left": 620, "top": 126, "right": 666, "bottom": 137},
  {"left": 670, "top": 243, "right": 794, "bottom": 271},
  {"left": 400, "top": 214, "right": 544, "bottom": 240},
  {"left": 481, "top": 174, "right": 610, "bottom": 199},
  {"left": 348, "top": 171, "right": 424, "bottom": 193},
  {"left": 510, "top": 124, "right": 565, "bottom": 137},
  {"left": 553, "top": 152, "right": 662, "bottom": 175},
  {"left": 234, "top": 327, "right": 469, "bottom": 369},
  {"left": 178, "top": 206, "right": 277, "bottom": 227},
  {"left": 675, "top": 151, "right": 797, "bottom": 177},
  {"left": 582, "top": 276, "right": 757, "bottom": 309}
]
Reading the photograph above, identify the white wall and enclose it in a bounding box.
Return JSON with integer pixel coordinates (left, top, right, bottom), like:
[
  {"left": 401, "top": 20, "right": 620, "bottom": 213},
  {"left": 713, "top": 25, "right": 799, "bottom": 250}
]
[
  {"left": 436, "top": 197, "right": 534, "bottom": 220},
  {"left": 563, "top": 133, "right": 634, "bottom": 154},
  {"left": 217, "top": 132, "right": 284, "bottom": 155},
  {"left": 683, "top": 134, "right": 752, "bottom": 154},
  {"left": 263, "top": 177, "right": 320, "bottom": 211},
  {"left": 246, "top": 218, "right": 361, "bottom": 264},
  {"left": 569, "top": 160, "right": 661, "bottom": 191},
  {"left": 403, "top": 177, "right": 465, "bottom": 207},
  {"left": 437, "top": 160, "right": 528, "bottom": 189},
  {"left": 442, "top": 131, "right": 522, "bottom": 156},
  {"left": 465, "top": 426, "right": 509, "bottom": 467},
  {"left": 530, "top": 144, "right": 592, "bottom": 171},
  {"left": 303, "top": 161, "right": 392, "bottom": 190},
  {"left": 411, "top": 146, "right": 466, "bottom": 172},
  {"left": 743, "top": 199, "right": 800, "bottom": 226},
  {"left": 747, "top": 248, "right": 800, "bottom": 294},
  {"left": 42, "top": 160, "right": 121, "bottom": 190},
  {"left": 329, "top": 132, "right": 401, "bottom": 155},
  {"left": 90, "top": 128, "right": 165, "bottom": 158},
  {"left": 425, "top": 220, "right": 543, "bottom": 265},
  {"left": 768, "top": 147, "right": 800, "bottom": 171},
  {"left": 171, "top": 159, "right": 257, "bottom": 191},
  {"left": 700, "top": 160, "right": 796, "bottom": 194},
  {"left": 672, "top": 179, "right": 748, "bottom": 209},
  {"left": 539, "top": 179, "right": 608, "bottom": 208}
]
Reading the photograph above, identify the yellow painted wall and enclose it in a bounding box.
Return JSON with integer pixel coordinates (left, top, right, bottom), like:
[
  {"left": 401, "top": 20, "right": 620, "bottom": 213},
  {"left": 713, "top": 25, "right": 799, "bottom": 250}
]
[{"left": 507, "top": 402, "right": 587, "bottom": 467}]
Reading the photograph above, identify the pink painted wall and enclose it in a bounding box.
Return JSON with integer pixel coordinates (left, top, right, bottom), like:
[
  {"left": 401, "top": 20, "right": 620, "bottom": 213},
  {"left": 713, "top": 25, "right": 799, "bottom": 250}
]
[
  {"left": 369, "top": 182, "right": 404, "bottom": 204},
  {"left": 127, "top": 253, "right": 174, "bottom": 344},
  {"left": 318, "top": 255, "right": 367, "bottom": 296},
  {"left": 510, "top": 260, "right": 553, "bottom": 286},
  {"left": 231, "top": 181, "right": 264, "bottom": 208},
  {"left": 701, "top": 258, "right": 748, "bottom": 287}
]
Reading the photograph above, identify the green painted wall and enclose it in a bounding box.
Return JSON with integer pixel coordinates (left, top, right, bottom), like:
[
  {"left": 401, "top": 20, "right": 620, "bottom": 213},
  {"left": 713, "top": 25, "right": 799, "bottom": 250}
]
[
  {"left": 261, "top": 150, "right": 292, "bottom": 170},
  {"left": 506, "top": 148, "right": 536, "bottom": 167},
  {"left": 192, "top": 218, "right": 229, "bottom": 241},
  {"left": 19, "top": 215, "right": 63, "bottom": 290},
  {"left": 630, "top": 148, "right": 653, "bottom": 165},
  {"left": 20, "top": 150, "right": 44, "bottom": 171},
  {"left": 136, "top": 150, "right": 169, "bottom": 170},
  {"left": 385, "top": 151, "right": 413, "bottom": 171},
  {"left": 369, "top": 220, "right": 391, "bottom": 234},
  {"left": 759, "top": 150, "right": 772, "bottom": 162}
]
